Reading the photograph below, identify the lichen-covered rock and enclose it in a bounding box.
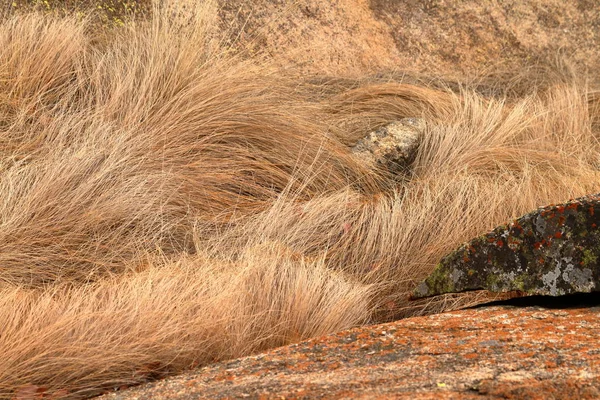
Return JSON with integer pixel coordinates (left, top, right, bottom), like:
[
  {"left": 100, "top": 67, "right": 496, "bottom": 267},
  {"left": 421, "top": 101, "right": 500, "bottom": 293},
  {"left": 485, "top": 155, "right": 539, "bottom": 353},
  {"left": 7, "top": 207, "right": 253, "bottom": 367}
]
[
  {"left": 101, "top": 305, "right": 600, "bottom": 399},
  {"left": 413, "top": 193, "right": 600, "bottom": 299},
  {"left": 352, "top": 118, "right": 424, "bottom": 176}
]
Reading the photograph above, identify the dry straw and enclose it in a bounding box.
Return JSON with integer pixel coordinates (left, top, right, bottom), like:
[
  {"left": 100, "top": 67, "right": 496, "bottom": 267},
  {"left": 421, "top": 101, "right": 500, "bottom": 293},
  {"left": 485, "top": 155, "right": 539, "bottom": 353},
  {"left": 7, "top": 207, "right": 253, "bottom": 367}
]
[{"left": 1, "top": 0, "right": 599, "bottom": 397}]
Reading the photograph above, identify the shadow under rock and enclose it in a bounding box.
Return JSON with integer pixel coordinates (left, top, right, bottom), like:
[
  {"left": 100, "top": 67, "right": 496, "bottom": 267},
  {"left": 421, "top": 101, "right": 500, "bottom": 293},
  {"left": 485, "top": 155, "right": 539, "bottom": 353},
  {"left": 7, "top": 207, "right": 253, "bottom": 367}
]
[{"left": 473, "top": 291, "right": 600, "bottom": 309}]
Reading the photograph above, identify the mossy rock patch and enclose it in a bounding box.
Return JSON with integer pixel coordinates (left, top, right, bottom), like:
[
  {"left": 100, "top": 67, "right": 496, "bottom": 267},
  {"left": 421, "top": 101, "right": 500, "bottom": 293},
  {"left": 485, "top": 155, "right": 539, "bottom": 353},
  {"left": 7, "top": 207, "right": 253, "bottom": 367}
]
[{"left": 413, "top": 193, "right": 600, "bottom": 299}]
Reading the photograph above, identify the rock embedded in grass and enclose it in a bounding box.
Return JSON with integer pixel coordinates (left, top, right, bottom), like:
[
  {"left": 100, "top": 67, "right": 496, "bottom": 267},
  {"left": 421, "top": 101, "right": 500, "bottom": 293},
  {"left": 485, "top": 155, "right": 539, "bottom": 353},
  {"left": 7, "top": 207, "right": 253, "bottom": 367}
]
[
  {"left": 413, "top": 193, "right": 600, "bottom": 299},
  {"left": 351, "top": 118, "right": 424, "bottom": 177}
]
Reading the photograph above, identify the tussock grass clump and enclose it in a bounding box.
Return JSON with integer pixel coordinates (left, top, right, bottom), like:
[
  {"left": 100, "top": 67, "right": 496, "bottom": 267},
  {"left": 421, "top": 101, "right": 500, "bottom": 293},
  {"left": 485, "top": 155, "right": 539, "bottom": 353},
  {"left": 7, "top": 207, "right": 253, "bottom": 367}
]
[
  {"left": 1, "top": 248, "right": 372, "bottom": 398},
  {"left": 1, "top": 1, "right": 599, "bottom": 397}
]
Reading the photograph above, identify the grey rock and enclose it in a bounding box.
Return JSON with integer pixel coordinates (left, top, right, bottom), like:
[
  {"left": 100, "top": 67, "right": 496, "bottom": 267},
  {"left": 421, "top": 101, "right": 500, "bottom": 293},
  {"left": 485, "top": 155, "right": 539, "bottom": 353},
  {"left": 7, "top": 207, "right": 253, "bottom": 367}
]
[
  {"left": 412, "top": 193, "right": 600, "bottom": 299},
  {"left": 352, "top": 118, "right": 424, "bottom": 176}
]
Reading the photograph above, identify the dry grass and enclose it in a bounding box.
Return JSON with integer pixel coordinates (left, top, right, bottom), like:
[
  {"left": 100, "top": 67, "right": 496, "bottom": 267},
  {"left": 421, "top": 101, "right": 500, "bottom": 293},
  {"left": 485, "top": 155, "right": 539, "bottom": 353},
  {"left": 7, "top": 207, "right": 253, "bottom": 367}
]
[{"left": 1, "top": 1, "right": 599, "bottom": 398}]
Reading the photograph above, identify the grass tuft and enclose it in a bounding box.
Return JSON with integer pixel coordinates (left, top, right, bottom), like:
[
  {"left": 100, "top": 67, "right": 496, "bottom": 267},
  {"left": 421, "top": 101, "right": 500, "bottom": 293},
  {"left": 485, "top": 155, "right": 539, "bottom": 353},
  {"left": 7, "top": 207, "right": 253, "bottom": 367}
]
[{"left": 1, "top": 1, "right": 599, "bottom": 397}]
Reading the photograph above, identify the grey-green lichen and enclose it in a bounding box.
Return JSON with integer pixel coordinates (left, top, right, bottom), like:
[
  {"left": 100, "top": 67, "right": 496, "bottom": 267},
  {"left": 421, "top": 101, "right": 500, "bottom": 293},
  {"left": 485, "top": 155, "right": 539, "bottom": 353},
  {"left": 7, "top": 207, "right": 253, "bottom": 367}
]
[{"left": 412, "top": 193, "right": 600, "bottom": 299}]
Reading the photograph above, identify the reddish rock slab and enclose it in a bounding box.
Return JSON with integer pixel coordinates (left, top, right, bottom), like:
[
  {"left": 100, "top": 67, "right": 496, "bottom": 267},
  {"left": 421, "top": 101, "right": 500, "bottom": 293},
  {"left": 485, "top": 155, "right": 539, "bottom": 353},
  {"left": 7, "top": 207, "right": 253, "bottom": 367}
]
[{"left": 101, "top": 305, "right": 600, "bottom": 399}]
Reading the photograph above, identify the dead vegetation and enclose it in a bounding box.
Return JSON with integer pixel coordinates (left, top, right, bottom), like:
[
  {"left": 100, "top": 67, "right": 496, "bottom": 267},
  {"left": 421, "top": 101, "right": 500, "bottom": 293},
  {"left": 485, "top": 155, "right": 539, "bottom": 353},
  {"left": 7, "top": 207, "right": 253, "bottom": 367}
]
[{"left": 1, "top": 1, "right": 599, "bottom": 398}]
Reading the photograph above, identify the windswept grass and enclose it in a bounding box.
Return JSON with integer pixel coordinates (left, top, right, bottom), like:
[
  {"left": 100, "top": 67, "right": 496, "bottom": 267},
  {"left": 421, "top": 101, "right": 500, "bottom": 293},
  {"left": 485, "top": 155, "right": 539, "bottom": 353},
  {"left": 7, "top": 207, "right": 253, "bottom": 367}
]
[{"left": 1, "top": 1, "right": 599, "bottom": 397}]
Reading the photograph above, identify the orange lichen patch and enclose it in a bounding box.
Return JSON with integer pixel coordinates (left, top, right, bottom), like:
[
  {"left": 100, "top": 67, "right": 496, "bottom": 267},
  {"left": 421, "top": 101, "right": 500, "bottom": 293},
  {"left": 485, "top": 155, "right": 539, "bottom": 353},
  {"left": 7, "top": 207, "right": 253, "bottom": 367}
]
[
  {"left": 416, "top": 355, "right": 436, "bottom": 363},
  {"left": 478, "top": 378, "right": 600, "bottom": 400},
  {"left": 101, "top": 305, "right": 600, "bottom": 399},
  {"left": 518, "top": 351, "right": 538, "bottom": 359}
]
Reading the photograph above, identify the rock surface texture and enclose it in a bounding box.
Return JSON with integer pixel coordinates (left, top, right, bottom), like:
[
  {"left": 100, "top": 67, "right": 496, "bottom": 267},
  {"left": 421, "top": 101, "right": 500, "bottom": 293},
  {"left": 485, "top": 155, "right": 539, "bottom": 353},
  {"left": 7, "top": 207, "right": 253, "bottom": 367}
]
[
  {"left": 102, "top": 304, "right": 600, "bottom": 399},
  {"left": 414, "top": 193, "right": 600, "bottom": 299},
  {"left": 219, "top": 0, "right": 600, "bottom": 78},
  {"left": 352, "top": 118, "right": 424, "bottom": 177}
]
